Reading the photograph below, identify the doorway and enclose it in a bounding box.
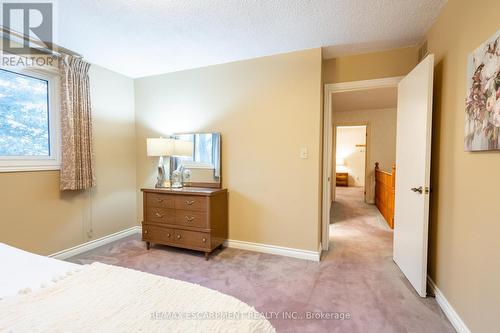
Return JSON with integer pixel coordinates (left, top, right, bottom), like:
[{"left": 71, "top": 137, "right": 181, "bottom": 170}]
[
  {"left": 334, "top": 125, "right": 367, "bottom": 202},
  {"left": 322, "top": 54, "right": 435, "bottom": 298},
  {"left": 321, "top": 77, "right": 401, "bottom": 251}
]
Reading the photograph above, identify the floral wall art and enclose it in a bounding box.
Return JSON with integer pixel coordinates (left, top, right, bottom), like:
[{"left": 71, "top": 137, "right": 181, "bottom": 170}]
[{"left": 465, "top": 30, "right": 500, "bottom": 151}]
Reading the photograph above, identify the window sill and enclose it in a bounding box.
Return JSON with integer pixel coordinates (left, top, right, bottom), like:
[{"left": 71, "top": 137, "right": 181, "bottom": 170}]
[{"left": 0, "top": 165, "right": 61, "bottom": 173}]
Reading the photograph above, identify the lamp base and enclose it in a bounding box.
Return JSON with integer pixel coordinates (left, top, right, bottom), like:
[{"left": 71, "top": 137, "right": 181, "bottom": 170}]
[
  {"left": 155, "top": 161, "right": 170, "bottom": 188},
  {"left": 155, "top": 180, "right": 171, "bottom": 188}
]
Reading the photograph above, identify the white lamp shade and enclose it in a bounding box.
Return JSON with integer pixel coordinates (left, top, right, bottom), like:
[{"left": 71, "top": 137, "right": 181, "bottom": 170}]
[
  {"left": 147, "top": 138, "right": 174, "bottom": 156},
  {"left": 336, "top": 157, "right": 345, "bottom": 166},
  {"left": 173, "top": 140, "right": 194, "bottom": 157}
]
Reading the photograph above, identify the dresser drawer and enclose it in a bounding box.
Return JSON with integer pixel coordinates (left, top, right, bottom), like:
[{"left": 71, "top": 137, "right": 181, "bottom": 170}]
[
  {"left": 142, "top": 224, "right": 174, "bottom": 243},
  {"left": 175, "top": 195, "right": 207, "bottom": 212},
  {"left": 147, "top": 193, "right": 175, "bottom": 209},
  {"left": 172, "top": 229, "right": 210, "bottom": 249},
  {"left": 146, "top": 207, "right": 176, "bottom": 224},
  {"left": 336, "top": 173, "right": 347, "bottom": 180},
  {"left": 174, "top": 210, "right": 208, "bottom": 229}
]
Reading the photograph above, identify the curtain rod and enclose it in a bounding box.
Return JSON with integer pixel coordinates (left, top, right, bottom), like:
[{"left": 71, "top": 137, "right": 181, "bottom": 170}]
[{"left": 0, "top": 25, "right": 83, "bottom": 59}]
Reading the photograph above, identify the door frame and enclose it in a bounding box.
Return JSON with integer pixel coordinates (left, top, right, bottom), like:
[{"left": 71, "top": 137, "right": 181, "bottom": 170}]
[
  {"left": 322, "top": 76, "right": 403, "bottom": 251},
  {"left": 332, "top": 123, "right": 369, "bottom": 202}
]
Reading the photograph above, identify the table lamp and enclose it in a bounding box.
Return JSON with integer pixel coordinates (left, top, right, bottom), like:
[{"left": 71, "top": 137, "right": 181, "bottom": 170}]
[{"left": 147, "top": 138, "right": 194, "bottom": 188}]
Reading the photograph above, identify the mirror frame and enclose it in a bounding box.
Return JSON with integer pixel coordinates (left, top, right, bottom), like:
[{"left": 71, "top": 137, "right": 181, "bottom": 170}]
[{"left": 173, "top": 132, "right": 222, "bottom": 189}]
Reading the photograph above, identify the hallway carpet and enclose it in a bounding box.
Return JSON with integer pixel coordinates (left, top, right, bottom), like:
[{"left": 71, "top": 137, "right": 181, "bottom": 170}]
[{"left": 67, "top": 187, "right": 454, "bottom": 333}]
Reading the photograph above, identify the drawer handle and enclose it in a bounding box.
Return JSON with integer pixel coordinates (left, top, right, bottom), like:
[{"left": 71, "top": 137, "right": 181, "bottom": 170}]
[
  {"left": 144, "top": 230, "right": 148, "bottom": 234},
  {"left": 155, "top": 212, "right": 164, "bottom": 218},
  {"left": 185, "top": 216, "right": 195, "bottom": 222},
  {"left": 176, "top": 234, "right": 181, "bottom": 240},
  {"left": 185, "top": 200, "right": 196, "bottom": 205},
  {"left": 202, "top": 237, "right": 207, "bottom": 243},
  {"left": 156, "top": 198, "right": 164, "bottom": 203},
  {"left": 167, "top": 233, "right": 171, "bottom": 238}
]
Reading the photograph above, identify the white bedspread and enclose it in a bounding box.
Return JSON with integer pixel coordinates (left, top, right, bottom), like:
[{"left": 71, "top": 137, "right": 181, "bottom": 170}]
[
  {"left": 0, "top": 243, "right": 78, "bottom": 299},
  {"left": 0, "top": 262, "right": 275, "bottom": 333}
]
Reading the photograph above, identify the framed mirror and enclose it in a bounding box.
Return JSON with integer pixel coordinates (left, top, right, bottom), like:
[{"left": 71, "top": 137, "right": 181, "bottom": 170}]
[{"left": 171, "top": 132, "right": 221, "bottom": 188}]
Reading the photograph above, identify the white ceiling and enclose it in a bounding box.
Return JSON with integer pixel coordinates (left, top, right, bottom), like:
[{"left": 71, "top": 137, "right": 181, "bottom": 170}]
[
  {"left": 56, "top": 0, "right": 446, "bottom": 78},
  {"left": 332, "top": 87, "right": 398, "bottom": 112}
]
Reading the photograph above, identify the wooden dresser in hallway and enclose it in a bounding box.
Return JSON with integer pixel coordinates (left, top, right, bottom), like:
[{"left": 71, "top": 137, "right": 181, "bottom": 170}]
[
  {"left": 141, "top": 187, "right": 228, "bottom": 260},
  {"left": 336, "top": 172, "right": 348, "bottom": 187}
]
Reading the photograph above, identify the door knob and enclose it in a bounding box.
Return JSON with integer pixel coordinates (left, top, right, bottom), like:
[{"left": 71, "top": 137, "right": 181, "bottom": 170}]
[{"left": 411, "top": 186, "right": 423, "bottom": 194}]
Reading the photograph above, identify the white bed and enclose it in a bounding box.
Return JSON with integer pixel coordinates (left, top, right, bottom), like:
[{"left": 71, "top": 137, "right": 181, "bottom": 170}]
[
  {"left": 0, "top": 243, "right": 275, "bottom": 332},
  {"left": 0, "top": 242, "right": 78, "bottom": 299}
]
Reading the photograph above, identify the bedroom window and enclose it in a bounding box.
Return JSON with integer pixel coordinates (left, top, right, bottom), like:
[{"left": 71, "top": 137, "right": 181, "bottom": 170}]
[{"left": 0, "top": 68, "right": 60, "bottom": 172}]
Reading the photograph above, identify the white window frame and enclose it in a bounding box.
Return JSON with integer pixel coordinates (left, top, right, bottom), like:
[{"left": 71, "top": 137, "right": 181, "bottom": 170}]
[{"left": 0, "top": 67, "right": 61, "bottom": 172}]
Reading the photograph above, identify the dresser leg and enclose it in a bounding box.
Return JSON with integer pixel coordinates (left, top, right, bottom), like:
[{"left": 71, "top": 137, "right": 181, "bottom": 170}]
[
  {"left": 204, "top": 252, "right": 210, "bottom": 261},
  {"left": 146, "top": 242, "right": 150, "bottom": 250}
]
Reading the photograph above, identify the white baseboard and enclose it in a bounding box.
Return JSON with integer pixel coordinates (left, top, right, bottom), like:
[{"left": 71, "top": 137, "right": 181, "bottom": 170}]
[
  {"left": 225, "top": 239, "right": 321, "bottom": 262},
  {"left": 49, "top": 226, "right": 141, "bottom": 260},
  {"left": 50, "top": 225, "right": 321, "bottom": 262},
  {"left": 427, "top": 277, "right": 471, "bottom": 333}
]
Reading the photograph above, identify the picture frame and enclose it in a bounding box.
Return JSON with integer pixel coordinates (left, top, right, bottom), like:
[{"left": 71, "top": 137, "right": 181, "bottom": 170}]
[{"left": 464, "top": 30, "right": 500, "bottom": 151}]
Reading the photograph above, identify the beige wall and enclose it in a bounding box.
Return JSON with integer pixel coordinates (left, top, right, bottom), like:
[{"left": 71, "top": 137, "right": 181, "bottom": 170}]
[
  {"left": 323, "top": 46, "right": 418, "bottom": 84},
  {"left": 0, "top": 65, "right": 137, "bottom": 255},
  {"left": 425, "top": 0, "right": 500, "bottom": 331},
  {"left": 135, "top": 49, "right": 323, "bottom": 251},
  {"left": 332, "top": 109, "right": 396, "bottom": 203},
  {"left": 335, "top": 126, "right": 366, "bottom": 187}
]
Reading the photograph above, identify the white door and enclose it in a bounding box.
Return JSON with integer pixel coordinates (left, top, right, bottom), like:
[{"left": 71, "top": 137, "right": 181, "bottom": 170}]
[{"left": 393, "top": 55, "right": 434, "bottom": 297}]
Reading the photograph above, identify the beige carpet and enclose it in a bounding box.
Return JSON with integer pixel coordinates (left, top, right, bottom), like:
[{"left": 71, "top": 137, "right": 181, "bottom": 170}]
[{"left": 68, "top": 187, "right": 455, "bottom": 333}]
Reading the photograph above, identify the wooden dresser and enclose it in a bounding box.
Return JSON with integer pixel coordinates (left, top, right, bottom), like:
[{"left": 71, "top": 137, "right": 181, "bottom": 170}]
[
  {"left": 141, "top": 187, "right": 228, "bottom": 260},
  {"left": 336, "top": 172, "right": 348, "bottom": 187}
]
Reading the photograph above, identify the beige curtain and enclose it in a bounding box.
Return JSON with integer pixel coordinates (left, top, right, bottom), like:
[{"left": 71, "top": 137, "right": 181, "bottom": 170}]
[{"left": 59, "top": 55, "right": 95, "bottom": 190}]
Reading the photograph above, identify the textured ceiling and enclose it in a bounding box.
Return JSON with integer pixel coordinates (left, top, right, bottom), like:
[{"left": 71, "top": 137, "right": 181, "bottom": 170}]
[
  {"left": 332, "top": 87, "right": 398, "bottom": 112},
  {"left": 57, "top": 0, "right": 446, "bottom": 78}
]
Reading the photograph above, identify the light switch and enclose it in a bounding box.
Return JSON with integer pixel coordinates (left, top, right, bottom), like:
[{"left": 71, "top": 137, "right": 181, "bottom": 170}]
[{"left": 300, "top": 147, "right": 308, "bottom": 159}]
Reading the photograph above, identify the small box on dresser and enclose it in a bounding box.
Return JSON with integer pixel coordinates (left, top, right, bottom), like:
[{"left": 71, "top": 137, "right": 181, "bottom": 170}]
[{"left": 141, "top": 187, "right": 228, "bottom": 260}]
